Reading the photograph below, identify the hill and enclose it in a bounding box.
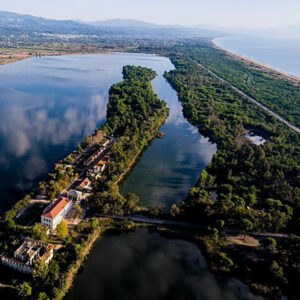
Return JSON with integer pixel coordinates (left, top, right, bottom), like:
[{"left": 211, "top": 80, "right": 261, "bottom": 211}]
[{"left": 0, "top": 11, "right": 222, "bottom": 42}]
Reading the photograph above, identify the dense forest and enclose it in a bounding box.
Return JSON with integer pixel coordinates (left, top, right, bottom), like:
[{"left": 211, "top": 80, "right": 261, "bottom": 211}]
[
  {"left": 163, "top": 47, "right": 300, "bottom": 297},
  {"left": 174, "top": 41, "right": 300, "bottom": 128},
  {"left": 165, "top": 54, "right": 300, "bottom": 234},
  {"left": 90, "top": 65, "right": 169, "bottom": 214}
]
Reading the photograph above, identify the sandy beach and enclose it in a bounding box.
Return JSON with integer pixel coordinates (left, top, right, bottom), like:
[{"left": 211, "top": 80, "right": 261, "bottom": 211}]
[{"left": 212, "top": 38, "right": 300, "bottom": 84}]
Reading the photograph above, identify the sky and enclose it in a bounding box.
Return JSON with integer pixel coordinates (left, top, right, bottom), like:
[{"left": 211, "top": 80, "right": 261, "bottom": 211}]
[{"left": 0, "top": 0, "right": 299, "bottom": 29}]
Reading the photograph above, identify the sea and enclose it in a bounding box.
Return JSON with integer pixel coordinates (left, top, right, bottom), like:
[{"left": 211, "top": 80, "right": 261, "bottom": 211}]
[{"left": 214, "top": 35, "right": 300, "bottom": 77}]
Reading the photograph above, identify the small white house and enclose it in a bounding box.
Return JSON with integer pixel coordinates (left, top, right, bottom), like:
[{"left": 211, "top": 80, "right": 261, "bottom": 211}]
[{"left": 41, "top": 197, "right": 73, "bottom": 229}]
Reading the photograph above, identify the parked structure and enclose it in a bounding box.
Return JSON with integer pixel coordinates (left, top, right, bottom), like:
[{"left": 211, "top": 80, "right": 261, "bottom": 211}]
[
  {"left": 41, "top": 197, "right": 73, "bottom": 229},
  {"left": 0, "top": 239, "right": 54, "bottom": 274}
]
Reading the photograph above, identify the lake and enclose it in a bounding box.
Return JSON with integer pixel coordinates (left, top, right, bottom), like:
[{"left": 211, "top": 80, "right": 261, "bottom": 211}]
[
  {"left": 0, "top": 52, "right": 262, "bottom": 300},
  {"left": 0, "top": 52, "right": 215, "bottom": 213},
  {"left": 215, "top": 36, "right": 300, "bottom": 77},
  {"left": 65, "top": 229, "right": 260, "bottom": 300}
]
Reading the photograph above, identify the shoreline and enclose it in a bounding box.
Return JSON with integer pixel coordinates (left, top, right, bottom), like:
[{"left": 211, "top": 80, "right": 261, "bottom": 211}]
[
  {"left": 0, "top": 47, "right": 128, "bottom": 67},
  {"left": 0, "top": 65, "right": 169, "bottom": 299},
  {"left": 212, "top": 38, "right": 300, "bottom": 84}
]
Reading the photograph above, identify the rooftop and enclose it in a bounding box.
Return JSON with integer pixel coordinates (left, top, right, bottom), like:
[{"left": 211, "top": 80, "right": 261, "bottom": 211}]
[
  {"left": 42, "top": 197, "right": 70, "bottom": 219},
  {"left": 79, "top": 178, "right": 91, "bottom": 188},
  {"left": 14, "top": 239, "right": 54, "bottom": 262}
]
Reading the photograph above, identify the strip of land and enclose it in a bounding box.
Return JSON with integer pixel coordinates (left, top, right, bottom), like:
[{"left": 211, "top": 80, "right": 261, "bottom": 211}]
[
  {"left": 162, "top": 44, "right": 300, "bottom": 298},
  {"left": 191, "top": 58, "right": 300, "bottom": 134},
  {"left": 212, "top": 39, "right": 300, "bottom": 84},
  {"left": 0, "top": 44, "right": 130, "bottom": 65},
  {"left": 0, "top": 65, "right": 169, "bottom": 299}
]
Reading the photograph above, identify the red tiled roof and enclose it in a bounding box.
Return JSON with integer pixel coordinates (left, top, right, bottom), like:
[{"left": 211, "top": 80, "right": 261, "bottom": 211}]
[
  {"left": 42, "top": 197, "right": 70, "bottom": 219},
  {"left": 79, "top": 178, "right": 91, "bottom": 188}
]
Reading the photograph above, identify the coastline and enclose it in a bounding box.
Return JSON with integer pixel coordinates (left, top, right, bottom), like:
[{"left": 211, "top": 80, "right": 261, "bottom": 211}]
[{"left": 212, "top": 38, "right": 300, "bottom": 84}]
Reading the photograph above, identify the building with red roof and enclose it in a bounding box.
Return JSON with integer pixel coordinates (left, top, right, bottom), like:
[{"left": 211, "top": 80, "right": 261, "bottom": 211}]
[{"left": 41, "top": 197, "right": 73, "bottom": 229}]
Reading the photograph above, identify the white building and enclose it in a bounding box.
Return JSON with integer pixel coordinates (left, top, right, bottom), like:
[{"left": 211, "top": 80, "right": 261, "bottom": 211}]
[
  {"left": 41, "top": 197, "right": 73, "bottom": 229},
  {"left": 0, "top": 239, "right": 54, "bottom": 274}
]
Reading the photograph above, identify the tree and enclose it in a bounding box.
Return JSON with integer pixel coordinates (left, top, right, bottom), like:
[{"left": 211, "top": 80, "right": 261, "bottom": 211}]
[
  {"left": 216, "top": 219, "right": 225, "bottom": 229},
  {"left": 56, "top": 219, "right": 68, "bottom": 238},
  {"left": 31, "top": 223, "right": 47, "bottom": 240},
  {"left": 215, "top": 220, "right": 225, "bottom": 236},
  {"left": 208, "top": 227, "right": 219, "bottom": 244},
  {"left": 217, "top": 252, "right": 233, "bottom": 269},
  {"left": 16, "top": 282, "right": 32, "bottom": 298},
  {"left": 33, "top": 259, "right": 49, "bottom": 280},
  {"left": 46, "top": 260, "right": 60, "bottom": 284},
  {"left": 270, "top": 261, "right": 286, "bottom": 283},
  {"left": 261, "top": 237, "right": 277, "bottom": 250},
  {"left": 126, "top": 192, "right": 139, "bottom": 207},
  {"left": 52, "top": 287, "right": 62, "bottom": 299},
  {"left": 232, "top": 195, "right": 245, "bottom": 207},
  {"left": 246, "top": 193, "right": 256, "bottom": 206},
  {"left": 90, "top": 218, "right": 98, "bottom": 231},
  {"left": 38, "top": 292, "right": 48, "bottom": 300},
  {"left": 5, "top": 218, "right": 15, "bottom": 231},
  {"left": 121, "top": 220, "right": 135, "bottom": 230},
  {"left": 72, "top": 203, "right": 83, "bottom": 219},
  {"left": 240, "top": 219, "right": 253, "bottom": 239},
  {"left": 102, "top": 203, "right": 111, "bottom": 214}
]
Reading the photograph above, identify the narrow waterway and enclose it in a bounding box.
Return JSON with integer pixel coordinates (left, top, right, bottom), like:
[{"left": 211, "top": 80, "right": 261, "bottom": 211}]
[{"left": 120, "top": 60, "right": 216, "bottom": 208}]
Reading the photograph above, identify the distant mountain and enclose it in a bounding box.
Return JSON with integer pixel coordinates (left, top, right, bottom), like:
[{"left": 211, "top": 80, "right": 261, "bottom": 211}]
[
  {"left": 85, "top": 18, "right": 222, "bottom": 38},
  {"left": 86, "top": 18, "right": 160, "bottom": 28},
  {"left": 0, "top": 11, "right": 97, "bottom": 34},
  {"left": 0, "top": 11, "right": 223, "bottom": 42}
]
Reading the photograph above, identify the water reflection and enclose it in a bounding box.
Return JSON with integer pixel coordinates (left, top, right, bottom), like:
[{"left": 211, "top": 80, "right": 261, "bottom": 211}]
[
  {"left": 0, "top": 52, "right": 215, "bottom": 213},
  {"left": 0, "top": 84, "right": 106, "bottom": 212},
  {"left": 120, "top": 72, "right": 216, "bottom": 208},
  {"left": 66, "top": 230, "right": 261, "bottom": 300}
]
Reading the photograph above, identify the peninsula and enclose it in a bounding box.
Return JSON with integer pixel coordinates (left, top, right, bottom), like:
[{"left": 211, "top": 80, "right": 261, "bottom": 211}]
[{"left": 0, "top": 65, "right": 168, "bottom": 299}]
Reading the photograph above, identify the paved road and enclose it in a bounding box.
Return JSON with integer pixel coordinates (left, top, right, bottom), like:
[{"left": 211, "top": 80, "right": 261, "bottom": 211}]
[
  {"left": 97, "top": 214, "right": 290, "bottom": 239},
  {"left": 190, "top": 59, "right": 300, "bottom": 134}
]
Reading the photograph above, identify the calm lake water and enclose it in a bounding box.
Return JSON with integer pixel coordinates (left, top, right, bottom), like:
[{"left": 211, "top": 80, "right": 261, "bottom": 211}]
[
  {"left": 0, "top": 53, "right": 261, "bottom": 299},
  {"left": 0, "top": 52, "right": 215, "bottom": 214},
  {"left": 215, "top": 36, "right": 300, "bottom": 77},
  {"left": 66, "top": 229, "right": 260, "bottom": 300},
  {"left": 120, "top": 59, "right": 216, "bottom": 208}
]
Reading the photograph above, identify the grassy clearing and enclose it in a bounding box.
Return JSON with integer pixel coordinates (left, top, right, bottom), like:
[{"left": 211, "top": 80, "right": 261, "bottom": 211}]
[{"left": 225, "top": 234, "right": 259, "bottom": 247}]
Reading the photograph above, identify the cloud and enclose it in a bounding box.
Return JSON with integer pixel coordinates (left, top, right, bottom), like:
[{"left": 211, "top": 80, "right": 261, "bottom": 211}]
[
  {"left": 66, "top": 230, "right": 261, "bottom": 300},
  {"left": 0, "top": 87, "right": 107, "bottom": 199}
]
